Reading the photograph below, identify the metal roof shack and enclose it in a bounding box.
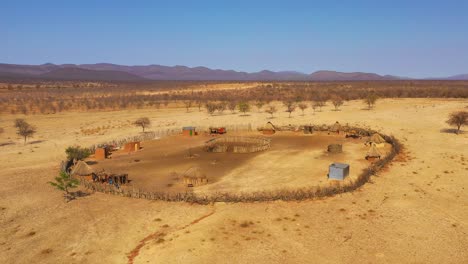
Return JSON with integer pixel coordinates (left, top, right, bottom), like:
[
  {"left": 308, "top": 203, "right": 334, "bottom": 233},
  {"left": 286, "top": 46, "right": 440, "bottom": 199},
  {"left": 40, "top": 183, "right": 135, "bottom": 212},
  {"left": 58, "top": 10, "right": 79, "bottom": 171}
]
[
  {"left": 182, "top": 126, "right": 197, "bottom": 136},
  {"left": 328, "top": 163, "right": 350, "bottom": 180}
]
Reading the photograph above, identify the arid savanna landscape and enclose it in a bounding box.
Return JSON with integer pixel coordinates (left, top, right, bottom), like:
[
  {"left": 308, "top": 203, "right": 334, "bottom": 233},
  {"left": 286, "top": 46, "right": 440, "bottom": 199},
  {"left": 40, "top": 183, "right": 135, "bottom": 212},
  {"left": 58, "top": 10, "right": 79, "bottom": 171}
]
[
  {"left": 0, "top": 80, "right": 467, "bottom": 263},
  {"left": 2, "top": 1, "right": 468, "bottom": 263}
]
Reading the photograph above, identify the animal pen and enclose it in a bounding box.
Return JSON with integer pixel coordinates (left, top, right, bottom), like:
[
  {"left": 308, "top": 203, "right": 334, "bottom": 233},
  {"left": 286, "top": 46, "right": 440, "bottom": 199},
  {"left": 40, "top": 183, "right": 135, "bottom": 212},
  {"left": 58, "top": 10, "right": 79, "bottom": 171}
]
[
  {"left": 204, "top": 136, "right": 271, "bottom": 153},
  {"left": 73, "top": 122, "right": 401, "bottom": 203}
]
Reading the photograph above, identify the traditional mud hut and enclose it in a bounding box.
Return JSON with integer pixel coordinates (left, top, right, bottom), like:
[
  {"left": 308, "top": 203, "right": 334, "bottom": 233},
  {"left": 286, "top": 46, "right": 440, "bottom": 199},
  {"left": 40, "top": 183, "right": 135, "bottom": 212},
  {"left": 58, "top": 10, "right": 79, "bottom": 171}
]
[
  {"left": 260, "top": 122, "right": 276, "bottom": 135},
  {"left": 328, "top": 163, "right": 350, "bottom": 180},
  {"left": 182, "top": 126, "right": 197, "bottom": 136},
  {"left": 303, "top": 125, "right": 314, "bottom": 134},
  {"left": 71, "top": 160, "right": 94, "bottom": 176},
  {"left": 366, "top": 144, "right": 382, "bottom": 160},
  {"left": 182, "top": 167, "right": 208, "bottom": 187},
  {"left": 124, "top": 141, "right": 140, "bottom": 152},
  {"left": 367, "top": 133, "right": 386, "bottom": 148},
  {"left": 327, "top": 144, "right": 343, "bottom": 153},
  {"left": 329, "top": 121, "right": 341, "bottom": 134},
  {"left": 95, "top": 147, "right": 107, "bottom": 160}
]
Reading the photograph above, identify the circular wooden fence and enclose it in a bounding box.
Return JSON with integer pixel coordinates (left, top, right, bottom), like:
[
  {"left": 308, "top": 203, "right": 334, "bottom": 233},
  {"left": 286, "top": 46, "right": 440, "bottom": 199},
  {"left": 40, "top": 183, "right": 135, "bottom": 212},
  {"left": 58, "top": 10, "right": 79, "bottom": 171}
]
[{"left": 204, "top": 136, "right": 271, "bottom": 153}]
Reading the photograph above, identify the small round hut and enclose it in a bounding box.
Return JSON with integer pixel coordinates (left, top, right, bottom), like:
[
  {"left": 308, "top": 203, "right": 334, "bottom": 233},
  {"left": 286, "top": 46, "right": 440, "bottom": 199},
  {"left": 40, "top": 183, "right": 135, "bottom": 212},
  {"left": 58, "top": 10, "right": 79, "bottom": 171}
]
[
  {"left": 259, "top": 122, "right": 276, "bottom": 135},
  {"left": 182, "top": 167, "right": 208, "bottom": 187},
  {"left": 365, "top": 144, "right": 382, "bottom": 161},
  {"left": 367, "top": 133, "right": 386, "bottom": 148},
  {"left": 71, "top": 160, "right": 94, "bottom": 176},
  {"left": 329, "top": 121, "right": 342, "bottom": 134},
  {"left": 327, "top": 144, "right": 343, "bottom": 153}
]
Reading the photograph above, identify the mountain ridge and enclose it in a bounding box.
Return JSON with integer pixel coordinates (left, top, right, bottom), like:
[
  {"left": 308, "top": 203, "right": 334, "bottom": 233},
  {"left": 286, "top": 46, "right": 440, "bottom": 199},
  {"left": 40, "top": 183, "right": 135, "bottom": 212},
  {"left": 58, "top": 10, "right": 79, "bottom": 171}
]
[{"left": 0, "top": 63, "right": 465, "bottom": 81}]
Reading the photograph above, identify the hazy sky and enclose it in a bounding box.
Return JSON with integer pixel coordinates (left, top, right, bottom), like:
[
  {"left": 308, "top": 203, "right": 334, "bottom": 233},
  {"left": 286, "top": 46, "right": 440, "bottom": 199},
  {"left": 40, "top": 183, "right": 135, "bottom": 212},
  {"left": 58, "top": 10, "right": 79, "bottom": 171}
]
[{"left": 1, "top": 0, "right": 467, "bottom": 78}]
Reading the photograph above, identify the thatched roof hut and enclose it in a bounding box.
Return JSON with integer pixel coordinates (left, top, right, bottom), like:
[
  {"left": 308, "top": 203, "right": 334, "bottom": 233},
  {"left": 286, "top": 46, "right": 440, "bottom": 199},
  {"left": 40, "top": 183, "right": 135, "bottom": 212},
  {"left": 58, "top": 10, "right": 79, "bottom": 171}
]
[
  {"left": 366, "top": 144, "right": 381, "bottom": 159},
  {"left": 329, "top": 121, "right": 342, "bottom": 132},
  {"left": 182, "top": 167, "right": 208, "bottom": 186},
  {"left": 369, "top": 133, "right": 386, "bottom": 144},
  {"left": 258, "top": 122, "right": 276, "bottom": 134},
  {"left": 71, "top": 160, "right": 94, "bottom": 176}
]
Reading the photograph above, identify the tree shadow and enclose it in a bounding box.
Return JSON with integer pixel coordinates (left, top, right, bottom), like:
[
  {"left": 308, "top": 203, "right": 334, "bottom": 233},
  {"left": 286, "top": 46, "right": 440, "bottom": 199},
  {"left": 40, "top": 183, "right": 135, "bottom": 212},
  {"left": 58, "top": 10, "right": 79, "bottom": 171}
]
[
  {"left": 29, "top": 140, "right": 46, "bottom": 144},
  {"left": 64, "top": 190, "right": 91, "bottom": 202},
  {"left": 440, "top": 128, "right": 464, "bottom": 134},
  {"left": 0, "top": 142, "right": 14, "bottom": 147}
]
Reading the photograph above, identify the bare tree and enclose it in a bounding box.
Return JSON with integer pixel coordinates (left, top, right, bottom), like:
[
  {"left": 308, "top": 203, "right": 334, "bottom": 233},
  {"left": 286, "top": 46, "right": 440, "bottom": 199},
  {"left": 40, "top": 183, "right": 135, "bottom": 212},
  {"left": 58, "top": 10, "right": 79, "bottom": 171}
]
[
  {"left": 14, "top": 119, "right": 36, "bottom": 144},
  {"left": 205, "top": 102, "right": 217, "bottom": 115},
  {"left": 217, "top": 101, "right": 227, "bottom": 114},
  {"left": 446, "top": 111, "right": 468, "bottom": 134},
  {"left": 331, "top": 95, "right": 344, "bottom": 111},
  {"left": 133, "top": 117, "right": 151, "bottom": 132},
  {"left": 228, "top": 101, "right": 237, "bottom": 114},
  {"left": 238, "top": 101, "right": 251, "bottom": 115},
  {"left": 298, "top": 103, "right": 308, "bottom": 115},
  {"left": 183, "top": 100, "right": 192, "bottom": 112},
  {"left": 196, "top": 100, "right": 204, "bottom": 112},
  {"left": 265, "top": 105, "right": 277, "bottom": 118},
  {"left": 154, "top": 101, "right": 161, "bottom": 110},
  {"left": 255, "top": 100, "right": 265, "bottom": 112},
  {"left": 364, "top": 92, "right": 378, "bottom": 109},
  {"left": 283, "top": 100, "right": 296, "bottom": 118},
  {"left": 311, "top": 102, "right": 318, "bottom": 114}
]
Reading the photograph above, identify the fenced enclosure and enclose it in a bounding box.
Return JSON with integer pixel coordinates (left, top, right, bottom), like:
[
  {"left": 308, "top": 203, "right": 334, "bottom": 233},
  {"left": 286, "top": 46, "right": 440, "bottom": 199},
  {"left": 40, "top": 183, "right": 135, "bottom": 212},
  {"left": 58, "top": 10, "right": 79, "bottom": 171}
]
[
  {"left": 73, "top": 124, "right": 402, "bottom": 203},
  {"left": 204, "top": 136, "right": 271, "bottom": 153}
]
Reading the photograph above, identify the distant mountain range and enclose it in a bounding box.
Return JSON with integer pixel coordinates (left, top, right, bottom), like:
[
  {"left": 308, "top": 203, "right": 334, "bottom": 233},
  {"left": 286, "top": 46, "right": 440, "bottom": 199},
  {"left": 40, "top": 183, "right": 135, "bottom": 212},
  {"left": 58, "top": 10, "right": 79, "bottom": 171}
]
[{"left": 0, "top": 63, "right": 466, "bottom": 81}]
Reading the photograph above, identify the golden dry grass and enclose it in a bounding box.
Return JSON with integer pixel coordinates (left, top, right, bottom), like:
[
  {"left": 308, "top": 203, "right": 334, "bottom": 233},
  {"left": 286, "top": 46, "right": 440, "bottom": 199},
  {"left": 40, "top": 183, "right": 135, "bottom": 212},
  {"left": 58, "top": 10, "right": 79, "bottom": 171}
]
[{"left": 0, "top": 98, "right": 467, "bottom": 264}]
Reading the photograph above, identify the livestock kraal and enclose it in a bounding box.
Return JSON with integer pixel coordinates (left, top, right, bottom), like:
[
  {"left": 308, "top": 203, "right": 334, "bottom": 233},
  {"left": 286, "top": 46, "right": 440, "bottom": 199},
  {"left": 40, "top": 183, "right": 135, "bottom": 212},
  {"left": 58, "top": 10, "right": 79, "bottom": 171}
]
[
  {"left": 71, "top": 124, "right": 402, "bottom": 204},
  {"left": 204, "top": 136, "right": 271, "bottom": 153}
]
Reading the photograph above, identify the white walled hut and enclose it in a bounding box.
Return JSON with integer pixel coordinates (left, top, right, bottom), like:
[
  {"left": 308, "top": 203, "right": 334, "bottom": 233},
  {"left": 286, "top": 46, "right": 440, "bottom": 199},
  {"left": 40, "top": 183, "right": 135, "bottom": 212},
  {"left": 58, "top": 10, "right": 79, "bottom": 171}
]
[{"left": 328, "top": 163, "right": 350, "bottom": 180}]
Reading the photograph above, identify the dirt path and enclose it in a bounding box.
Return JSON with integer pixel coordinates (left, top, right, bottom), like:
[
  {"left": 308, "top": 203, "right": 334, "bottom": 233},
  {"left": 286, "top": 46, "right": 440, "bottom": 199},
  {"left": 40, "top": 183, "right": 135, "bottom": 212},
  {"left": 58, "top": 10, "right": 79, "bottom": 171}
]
[{"left": 127, "top": 206, "right": 216, "bottom": 264}]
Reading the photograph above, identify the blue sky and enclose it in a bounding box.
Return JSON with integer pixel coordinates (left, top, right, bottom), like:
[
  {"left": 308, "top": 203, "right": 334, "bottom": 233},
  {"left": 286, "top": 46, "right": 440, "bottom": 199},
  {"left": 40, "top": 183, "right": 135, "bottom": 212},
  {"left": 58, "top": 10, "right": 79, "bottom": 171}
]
[{"left": 1, "top": 0, "right": 467, "bottom": 78}]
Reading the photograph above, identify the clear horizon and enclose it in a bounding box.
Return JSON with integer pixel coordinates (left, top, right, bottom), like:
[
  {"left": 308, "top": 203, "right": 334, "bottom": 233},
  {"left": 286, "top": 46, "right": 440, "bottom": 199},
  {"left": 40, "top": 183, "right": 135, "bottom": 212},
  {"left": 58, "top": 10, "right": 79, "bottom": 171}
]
[{"left": 2, "top": 0, "right": 467, "bottom": 78}]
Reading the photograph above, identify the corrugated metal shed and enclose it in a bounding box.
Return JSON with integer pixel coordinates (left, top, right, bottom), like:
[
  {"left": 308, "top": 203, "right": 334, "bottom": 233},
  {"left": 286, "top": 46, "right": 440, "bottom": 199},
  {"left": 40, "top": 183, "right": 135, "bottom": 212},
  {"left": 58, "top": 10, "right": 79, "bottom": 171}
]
[{"left": 328, "top": 163, "right": 350, "bottom": 180}]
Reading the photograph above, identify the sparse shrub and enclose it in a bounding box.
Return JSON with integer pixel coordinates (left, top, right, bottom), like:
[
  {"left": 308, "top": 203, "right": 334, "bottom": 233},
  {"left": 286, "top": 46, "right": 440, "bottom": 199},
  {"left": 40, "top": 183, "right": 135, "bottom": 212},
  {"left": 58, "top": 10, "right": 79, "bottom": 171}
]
[
  {"left": 14, "top": 119, "right": 36, "bottom": 144},
  {"left": 183, "top": 100, "right": 192, "bottom": 112},
  {"left": 228, "top": 101, "right": 237, "bottom": 113},
  {"left": 238, "top": 101, "right": 251, "bottom": 115},
  {"left": 331, "top": 95, "right": 344, "bottom": 111},
  {"left": 446, "top": 111, "right": 467, "bottom": 134},
  {"left": 133, "top": 117, "right": 151, "bottom": 132},
  {"left": 255, "top": 100, "right": 265, "bottom": 112},
  {"left": 65, "top": 146, "right": 91, "bottom": 161},
  {"left": 298, "top": 103, "right": 308, "bottom": 115},
  {"left": 48, "top": 171, "right": 80, "bottom": 202},
  {"left": 205, "top": 102, "right": 217, "bottom": 115},
  {"left": 364, "top": 91, "right": 378, "bottom": 109},
  {"left": 265, "top": 105, "right": 277, "bottom": 118}
]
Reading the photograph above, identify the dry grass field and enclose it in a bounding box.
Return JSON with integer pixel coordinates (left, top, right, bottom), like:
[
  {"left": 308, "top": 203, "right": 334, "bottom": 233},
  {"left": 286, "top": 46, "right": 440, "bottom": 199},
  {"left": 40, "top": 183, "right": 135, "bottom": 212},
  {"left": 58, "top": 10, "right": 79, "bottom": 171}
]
[{"left": 0, "top": 98, "right": 467, "bottom": 264}]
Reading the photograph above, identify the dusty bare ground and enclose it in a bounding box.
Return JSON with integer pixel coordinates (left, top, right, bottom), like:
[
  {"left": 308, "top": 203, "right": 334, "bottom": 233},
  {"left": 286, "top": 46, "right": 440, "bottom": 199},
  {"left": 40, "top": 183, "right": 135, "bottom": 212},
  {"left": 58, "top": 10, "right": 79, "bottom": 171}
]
[
  {"left": 0, "top": 98, "right": 467, "bottom": 264},
  {"left": 90, "top": 132, "right": 373, "bottom": 194}
]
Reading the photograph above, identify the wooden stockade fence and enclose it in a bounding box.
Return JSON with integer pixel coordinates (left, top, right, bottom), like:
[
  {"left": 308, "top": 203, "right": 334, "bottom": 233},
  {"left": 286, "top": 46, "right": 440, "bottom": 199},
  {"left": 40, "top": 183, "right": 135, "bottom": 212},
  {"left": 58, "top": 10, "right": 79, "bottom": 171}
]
[
  {"left": 204, "top": 136, "right": 271, "bottom": 153},
  {"left": 88, "top": 129, "right": 179, "bottom": 152},
  {"left": 76, "top": 124, "right": 401, "bottom": 204}
]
